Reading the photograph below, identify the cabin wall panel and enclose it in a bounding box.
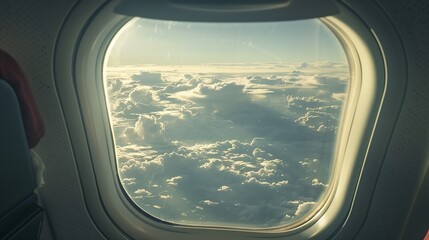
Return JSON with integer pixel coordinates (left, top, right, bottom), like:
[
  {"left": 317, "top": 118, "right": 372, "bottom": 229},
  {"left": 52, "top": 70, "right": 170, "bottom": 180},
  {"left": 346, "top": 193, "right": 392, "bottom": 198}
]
[
  {"left": 0, "top": 1, "right": 105, "bottom": 239},
  {"left": 355, "top": 0, "right": 429, "bottom": 239}
]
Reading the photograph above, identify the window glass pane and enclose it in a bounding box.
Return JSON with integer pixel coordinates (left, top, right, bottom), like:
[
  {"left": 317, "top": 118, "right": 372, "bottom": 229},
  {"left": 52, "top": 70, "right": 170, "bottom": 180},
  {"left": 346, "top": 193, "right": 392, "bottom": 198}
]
[{"left": 104, "top": 18, "right": 349, "bottom": 228}]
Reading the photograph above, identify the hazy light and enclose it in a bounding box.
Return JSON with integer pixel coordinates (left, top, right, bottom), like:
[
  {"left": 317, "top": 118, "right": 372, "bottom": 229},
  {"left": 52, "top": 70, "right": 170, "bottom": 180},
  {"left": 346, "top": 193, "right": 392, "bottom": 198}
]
[{"left": 108, "top": 18, "right": 347, "bottom": 66}]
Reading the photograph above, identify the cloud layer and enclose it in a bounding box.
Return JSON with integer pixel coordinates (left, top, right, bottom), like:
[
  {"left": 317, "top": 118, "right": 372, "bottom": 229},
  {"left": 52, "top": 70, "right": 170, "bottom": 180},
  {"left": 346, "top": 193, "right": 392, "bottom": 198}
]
[{"left": 105, "top": 62, "right": 348, "bottom": 227}]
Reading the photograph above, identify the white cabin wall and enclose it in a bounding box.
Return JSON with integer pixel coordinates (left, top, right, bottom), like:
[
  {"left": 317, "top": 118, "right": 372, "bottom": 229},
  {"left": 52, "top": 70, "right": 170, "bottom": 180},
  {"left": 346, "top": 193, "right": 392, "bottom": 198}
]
[
  {"left": 354, "top": 0, "right": 429, "bottom": 239},
  {"left": 0, "top": 1, "right": 106, "bottom": 239}
]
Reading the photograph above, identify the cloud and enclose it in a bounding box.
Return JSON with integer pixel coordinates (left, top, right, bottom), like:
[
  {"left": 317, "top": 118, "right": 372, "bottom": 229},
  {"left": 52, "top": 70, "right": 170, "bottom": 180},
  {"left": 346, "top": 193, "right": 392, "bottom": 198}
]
[
  {"left": 122, "top": 178, "right": 136, "bottom": 186},
  {"left": 295, "top": 201, "right": 316, "bottom": 218},
  {"left": 332, "top": 93, "right": 347, "bottom": 101},
  {"left": 287, "top": 96, "right": 328, "bottom": 112},
  {"left": 163, "top": 75, "right": 202, "bottom": 94},
  {"left": 312, "top": 178, "right": 328, "bottom": 187},
  {"left": 217, "top": 186, "right": 232, "bottom": 192},
  {"left": 129, "top": 87, "right": 156, "bottom": 104},
  {"left": 135, "top": 188, "right": 152, "bottom": 196},
  {"left": 173, "top": 82, "right": 247, "bottom": 110},
  {"left": 166, "top": 176, "right": 183, "bottom": 186},
  {"left": 295, "top": 110, "right": 337, "bottom": 133},
  {"left": 202, "top": 200, "right": 219, "bottom": 206},
  {"left": 297, "top": 61, "right": 347, "bottom": 70},
  {"left": 131, "top": 71, "right": 163, "bottom": 85},
  {"left": 105, "top": 63, "right": 348, "bottom": 227},
  {"left": 160, "top": 194, "right": 172, "bottom": 199},
  {"left": 124, "top": 115, "right": 166, "bottom": 144},
  {"left": 247, "top": 75, "right": 284, "bottom": 85},
  {"left": 107, "top": 78, "right": 123, "bottom": 92}
]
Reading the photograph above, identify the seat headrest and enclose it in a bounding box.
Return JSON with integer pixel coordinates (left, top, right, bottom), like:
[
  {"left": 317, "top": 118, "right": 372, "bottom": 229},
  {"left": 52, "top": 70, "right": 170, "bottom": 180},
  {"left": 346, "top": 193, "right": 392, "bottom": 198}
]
[{"left": 0, "top": 49, "right": 45, "bottom": 148}]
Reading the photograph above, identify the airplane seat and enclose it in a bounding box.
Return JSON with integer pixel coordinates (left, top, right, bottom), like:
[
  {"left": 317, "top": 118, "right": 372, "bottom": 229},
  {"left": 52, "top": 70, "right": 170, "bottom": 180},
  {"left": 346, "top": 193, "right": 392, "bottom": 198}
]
[
  {"left": 0, "top": 50, "right": 44, "bottom": 240},
  {"left": 0, "top": 79, "right": 44, "bottom": 239}
]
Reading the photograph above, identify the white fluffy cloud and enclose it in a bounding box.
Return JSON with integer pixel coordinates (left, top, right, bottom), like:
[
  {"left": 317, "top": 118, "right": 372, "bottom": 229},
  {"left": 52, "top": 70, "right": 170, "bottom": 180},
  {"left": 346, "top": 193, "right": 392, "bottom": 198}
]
[
  {"left": 131, "top": 71, "right": 164, "bottom": 85},
  {"left": 106, "top": 62, "right": 348, "bottom": 227},
  {"left": 295, "top": 111, "right": 337, "bottom": 133},
  {"left": 123, "top": 114, "right": 166, "bottom": 144},
  {"left": 295, "top": 201, "right": 316, "bottom": 218}
]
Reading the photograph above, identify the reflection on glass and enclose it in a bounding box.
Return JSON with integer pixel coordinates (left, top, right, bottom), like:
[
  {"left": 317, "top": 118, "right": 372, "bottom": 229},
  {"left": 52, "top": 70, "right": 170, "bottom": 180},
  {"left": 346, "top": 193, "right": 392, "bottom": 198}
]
[{"left": 104, "top": 18, "right": 349, "bottom": 228}]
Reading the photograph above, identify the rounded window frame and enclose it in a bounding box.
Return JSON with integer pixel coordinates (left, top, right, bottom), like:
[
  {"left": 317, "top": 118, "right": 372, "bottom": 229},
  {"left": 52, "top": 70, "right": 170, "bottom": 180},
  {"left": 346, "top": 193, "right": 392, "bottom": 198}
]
[{"left": 54, "top": 1, "right": 406, "bottom": 239}]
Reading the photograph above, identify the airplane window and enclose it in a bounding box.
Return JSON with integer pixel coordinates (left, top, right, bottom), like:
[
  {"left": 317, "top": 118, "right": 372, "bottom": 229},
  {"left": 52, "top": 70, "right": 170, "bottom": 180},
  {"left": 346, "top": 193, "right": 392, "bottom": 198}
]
[{"left": 104, "top": 18, "right": 349, "bottom": 229}]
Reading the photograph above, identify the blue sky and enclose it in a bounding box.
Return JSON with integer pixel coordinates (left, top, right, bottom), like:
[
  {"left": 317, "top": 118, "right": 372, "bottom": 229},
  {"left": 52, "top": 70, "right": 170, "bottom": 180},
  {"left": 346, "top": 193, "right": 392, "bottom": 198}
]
[{"left": 107, "top": 18, "right": 347, "bottom": 65}]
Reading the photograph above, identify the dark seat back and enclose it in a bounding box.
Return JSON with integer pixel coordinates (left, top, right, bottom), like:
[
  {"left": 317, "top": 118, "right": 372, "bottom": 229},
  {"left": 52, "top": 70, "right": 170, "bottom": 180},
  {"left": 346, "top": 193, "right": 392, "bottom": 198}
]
[{"left": 0, "top": 79, "right": 43, "bottom": 240}]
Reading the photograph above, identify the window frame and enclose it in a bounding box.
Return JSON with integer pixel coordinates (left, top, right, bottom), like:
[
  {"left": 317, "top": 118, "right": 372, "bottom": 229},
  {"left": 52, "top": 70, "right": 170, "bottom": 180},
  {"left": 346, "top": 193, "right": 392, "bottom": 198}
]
[{"left": 53, "top": 0, "right": 406, "bottom": 239}]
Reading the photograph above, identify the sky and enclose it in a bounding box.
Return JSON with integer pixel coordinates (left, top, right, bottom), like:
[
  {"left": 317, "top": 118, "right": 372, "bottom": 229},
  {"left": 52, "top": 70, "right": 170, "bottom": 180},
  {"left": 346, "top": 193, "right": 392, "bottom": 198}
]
[
  {"left": 107, "top": 18, "right": 347, "bottom": 66},
  {"left": 104, "top": 17, "right": 349, "bottom": 229}
]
